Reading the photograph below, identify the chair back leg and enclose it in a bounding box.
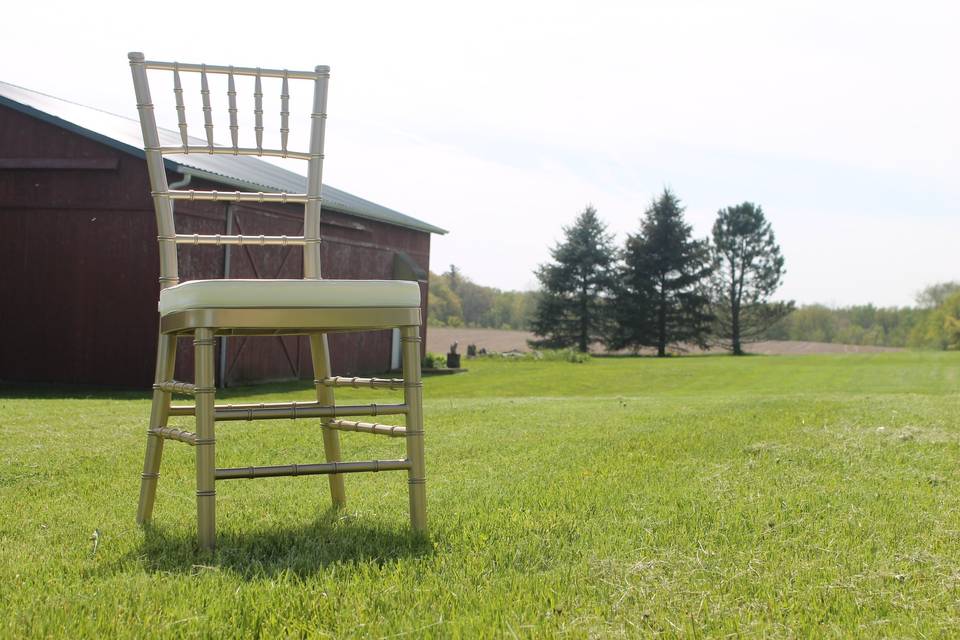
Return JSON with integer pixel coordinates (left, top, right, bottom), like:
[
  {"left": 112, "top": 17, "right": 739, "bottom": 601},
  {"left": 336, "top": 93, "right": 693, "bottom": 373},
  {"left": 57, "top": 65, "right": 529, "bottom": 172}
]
[
  {"left": 137, "top": 333, "right": 177, "bottom": 524},
  {"left": 310, "top": 333, "right": 347, "bottom": 507},
  {"left": 401, "top": 325, "right": 427, "bottom": 532},
  {"left": 194, "top": 328, "right": 217, "bottom": 551}
]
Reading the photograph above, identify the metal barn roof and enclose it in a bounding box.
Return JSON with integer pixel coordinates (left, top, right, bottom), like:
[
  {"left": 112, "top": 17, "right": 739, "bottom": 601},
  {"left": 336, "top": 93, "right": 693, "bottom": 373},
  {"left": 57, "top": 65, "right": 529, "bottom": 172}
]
[{"left": 0, "top": 80, "right": 447, "bottom": 235}]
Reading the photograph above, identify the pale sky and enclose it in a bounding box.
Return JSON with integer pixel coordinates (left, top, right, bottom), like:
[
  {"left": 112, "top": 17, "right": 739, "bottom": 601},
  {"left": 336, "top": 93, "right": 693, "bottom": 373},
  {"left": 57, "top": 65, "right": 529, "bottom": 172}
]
[{"left": 4, "top": 0, "right": 957, "bottom": 307}]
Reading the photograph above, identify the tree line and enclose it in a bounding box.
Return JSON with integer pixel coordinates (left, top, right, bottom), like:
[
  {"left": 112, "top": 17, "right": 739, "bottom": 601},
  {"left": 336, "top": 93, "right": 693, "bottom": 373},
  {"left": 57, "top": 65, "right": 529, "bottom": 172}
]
[
  {"left": 531, "top": 189, "right": 791, "bottom": 355},
  {"left": 428, "top": 266, "right": 537, "bottom": 331},
  {"left": 764, "top": 282, "right": 960, "bottom": 350}
]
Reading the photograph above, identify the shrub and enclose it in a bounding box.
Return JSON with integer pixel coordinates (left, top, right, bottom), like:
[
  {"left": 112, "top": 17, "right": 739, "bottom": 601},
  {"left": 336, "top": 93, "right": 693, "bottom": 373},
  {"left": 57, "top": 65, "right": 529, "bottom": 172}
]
[
  {"left": 421, "top": 352, "right": 447, "bottom": 369},
  {"left": 539, "top": 348, "right": 591, "bottom": 363},
  {"left": 479, "top": 348, "right": 591, "bottom": 363}
]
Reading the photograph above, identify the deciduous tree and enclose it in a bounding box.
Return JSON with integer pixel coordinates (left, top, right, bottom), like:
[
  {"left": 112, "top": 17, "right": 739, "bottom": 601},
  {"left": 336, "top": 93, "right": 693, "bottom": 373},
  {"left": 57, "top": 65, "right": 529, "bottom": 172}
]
[
  {"left": 709, "top": 202, "right": 793, "bottom": 355},
  {"left": 911, "top": 291, "right": 960, "bottom": 350},
  {"left": 915, "top": 281, "right": 960, "bottom": 309}
]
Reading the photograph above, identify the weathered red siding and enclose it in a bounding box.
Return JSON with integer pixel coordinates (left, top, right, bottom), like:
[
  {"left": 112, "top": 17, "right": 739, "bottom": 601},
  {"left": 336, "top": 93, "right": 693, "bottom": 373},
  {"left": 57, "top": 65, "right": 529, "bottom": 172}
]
[{"left": 0, "top": 104, "right": 430, "bottom": 387}]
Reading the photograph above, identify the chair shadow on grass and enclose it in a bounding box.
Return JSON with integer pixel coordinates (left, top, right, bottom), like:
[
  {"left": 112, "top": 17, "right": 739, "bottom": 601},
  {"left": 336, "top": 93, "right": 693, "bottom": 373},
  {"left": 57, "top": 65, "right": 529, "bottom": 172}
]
[{"left": 128, "top": 508, "right": 434, "bottom": 579}]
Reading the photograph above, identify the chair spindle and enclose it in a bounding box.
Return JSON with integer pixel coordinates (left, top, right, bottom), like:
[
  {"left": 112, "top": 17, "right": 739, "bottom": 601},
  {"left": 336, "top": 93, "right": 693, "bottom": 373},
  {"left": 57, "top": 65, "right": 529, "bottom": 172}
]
[
  {"left": 227, "top": 68, "right": 239, "bottom": 152},
  {"left": 280, "top": 72, "right": 290, "bottom": 155},
  {"left": 254, "top": 71, "right": 264, "bottom": 154},
  {"left": 173, "top": 64, "right": 188, "bottom": 149},
  {"left": 200, "top": 65, "right": 214, "bottom": 149}
]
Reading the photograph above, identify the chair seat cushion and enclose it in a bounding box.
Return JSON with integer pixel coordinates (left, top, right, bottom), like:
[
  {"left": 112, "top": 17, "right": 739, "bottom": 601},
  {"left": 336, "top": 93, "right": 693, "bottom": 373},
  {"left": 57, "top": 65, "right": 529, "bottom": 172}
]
[{"left": 159, "top": 279, "right": 421, "bottom": 316}]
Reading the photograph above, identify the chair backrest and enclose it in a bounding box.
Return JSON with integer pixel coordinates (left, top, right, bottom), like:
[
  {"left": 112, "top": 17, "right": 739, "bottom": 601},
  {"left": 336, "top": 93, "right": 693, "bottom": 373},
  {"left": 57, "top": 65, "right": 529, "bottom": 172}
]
[{"left": 127, "top": 52, "right": 330, "bottom": 288}]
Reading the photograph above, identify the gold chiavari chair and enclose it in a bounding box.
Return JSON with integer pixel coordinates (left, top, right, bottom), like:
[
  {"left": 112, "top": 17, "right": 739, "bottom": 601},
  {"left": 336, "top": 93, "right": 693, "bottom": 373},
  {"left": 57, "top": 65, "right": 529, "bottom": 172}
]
[{"left": 128, "top": 53, "right": 426, "bottom": 551}]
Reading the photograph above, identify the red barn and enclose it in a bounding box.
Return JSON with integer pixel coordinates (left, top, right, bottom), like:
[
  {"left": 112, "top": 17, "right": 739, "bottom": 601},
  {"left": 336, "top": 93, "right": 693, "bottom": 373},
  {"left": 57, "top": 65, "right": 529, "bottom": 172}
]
[{"left": 0, "top": 81, "right": 445, "bottom": 388}]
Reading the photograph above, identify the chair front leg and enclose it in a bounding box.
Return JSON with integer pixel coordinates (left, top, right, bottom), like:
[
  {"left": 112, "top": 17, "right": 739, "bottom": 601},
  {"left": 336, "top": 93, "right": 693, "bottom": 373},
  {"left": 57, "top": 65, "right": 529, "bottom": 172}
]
[
  {"left": 194, "top": 328, "right": 217, "bottom": 551},
  {"left": 137, "top": 332, "right": 177, "bottom": 524},
  {"left": 400, "top": 325, "right": 427, "bottom": 533},
  {"left": 310, "top": 333, "right": 346, "bottom": 508}
]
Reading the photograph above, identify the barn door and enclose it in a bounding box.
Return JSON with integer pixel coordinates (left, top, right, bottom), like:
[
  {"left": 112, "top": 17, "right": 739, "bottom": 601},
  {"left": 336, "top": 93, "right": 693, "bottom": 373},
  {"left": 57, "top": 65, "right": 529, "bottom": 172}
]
[{"left": 221, "top": 204, "right": 306, "bottom": 385}]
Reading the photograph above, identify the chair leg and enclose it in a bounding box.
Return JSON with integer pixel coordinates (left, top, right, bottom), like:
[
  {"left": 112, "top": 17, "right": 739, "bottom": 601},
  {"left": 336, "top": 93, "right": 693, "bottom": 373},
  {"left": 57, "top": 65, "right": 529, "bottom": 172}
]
[
  {"left": 400, "top": 325, "right": 427, "bottom": 533},
  {"left": 310, "top": 333, "right": 346, "bottom": 508},
  {"left": 194, "top": 328, "right": 217, "bottom": 551},
  {"left": 137, "top": 332, "right": 177, "bottom": 525}
]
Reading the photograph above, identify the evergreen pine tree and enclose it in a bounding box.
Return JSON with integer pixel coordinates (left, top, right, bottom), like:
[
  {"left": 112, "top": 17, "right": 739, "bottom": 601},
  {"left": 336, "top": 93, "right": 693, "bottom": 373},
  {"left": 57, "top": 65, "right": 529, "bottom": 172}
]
[
  {"left": 611, "top": 189, "right": 713, "bottom": 356},
  {"left": 529, "top": 206, "right": 617, "bottom": 352},
  {"left": 710, "top": 202, "right": 793, "bottom": 354}
]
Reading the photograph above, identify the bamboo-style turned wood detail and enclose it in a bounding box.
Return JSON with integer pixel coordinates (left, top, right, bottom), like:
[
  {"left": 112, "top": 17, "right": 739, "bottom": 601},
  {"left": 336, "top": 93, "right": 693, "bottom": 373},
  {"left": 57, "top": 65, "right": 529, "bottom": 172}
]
[
  {"left": 216, "top": 459, "right": 411, "bottom": 480},
  {"left": 327, "top": 419, "right": 407, "bottom": 437},
  {"left": 227, "top": 69, "right": 239, "bottom": 151},
  {"left": 280, "top": 72, "right": 290, "bottom": 153},
  {"left": 322, "top": 376, "right": 405, "bottom": 389},
  {"left": 153, "top": 380, "right": 196, "bottom": 395},
  {"left": 150, "top": 427, "right": 198, "bottom": 445},
  {"left": 200, "top": 66, "right": 214, "bottom": 149},
  {"left": 155, "top": 61, "right": 325, "bottom": 159},
  {"left": 302, "top": 68, "right": 329, "bottom": 281},
  {"left": 167, "top": 401, "right": 408, "bottom": 420},
  {"left": 401, "top": 325, "right": 427, "bottom": 530},
  {"left": 171, "top": 234, "right": 308, "bottom": 246},
  {"left": 156, "top": 145, "right": 311, "bottom": 160},
  {"left": 137, "top": 334, "right": 177, "bottom": 524},
  {"left": 145, "top": 60, "right": 326, "bottom": 80},
  {"left": 310, "top": 333, "right": 346, "bottom": 507},
  {"left": 163, "top": 190, "right": 309, "bottom": 203},
  {"left": 173, "top": 65, "right": 188, "bottom": 147},
  {"left": 194, "top": 328, "right": 217, "bottom": 551},
  {"left": 254, "top": 72, "right": 264, "bottom": 153}
]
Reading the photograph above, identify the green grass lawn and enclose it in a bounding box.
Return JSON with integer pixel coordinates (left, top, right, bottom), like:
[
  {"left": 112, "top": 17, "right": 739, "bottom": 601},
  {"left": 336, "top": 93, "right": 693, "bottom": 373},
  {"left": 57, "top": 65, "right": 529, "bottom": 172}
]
[{"left": 2, "top": 351, "right": 959, "bottom": 638}]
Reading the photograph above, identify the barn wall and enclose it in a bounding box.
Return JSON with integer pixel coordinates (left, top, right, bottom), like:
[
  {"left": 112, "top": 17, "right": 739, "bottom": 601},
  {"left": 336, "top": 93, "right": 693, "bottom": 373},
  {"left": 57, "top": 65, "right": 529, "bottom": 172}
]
[
  {"left": 0, "top": 107, "right": 161, "bottom": 386},
  {"left": 0, "top": 105, "right": 430, "bottom": 388}
]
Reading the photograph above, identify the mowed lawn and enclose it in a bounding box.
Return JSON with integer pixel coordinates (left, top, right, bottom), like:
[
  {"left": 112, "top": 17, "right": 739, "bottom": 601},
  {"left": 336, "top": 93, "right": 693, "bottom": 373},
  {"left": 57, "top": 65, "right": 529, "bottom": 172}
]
[{"left": 2, "top": 352, "right": 959, "bottom": 638}]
